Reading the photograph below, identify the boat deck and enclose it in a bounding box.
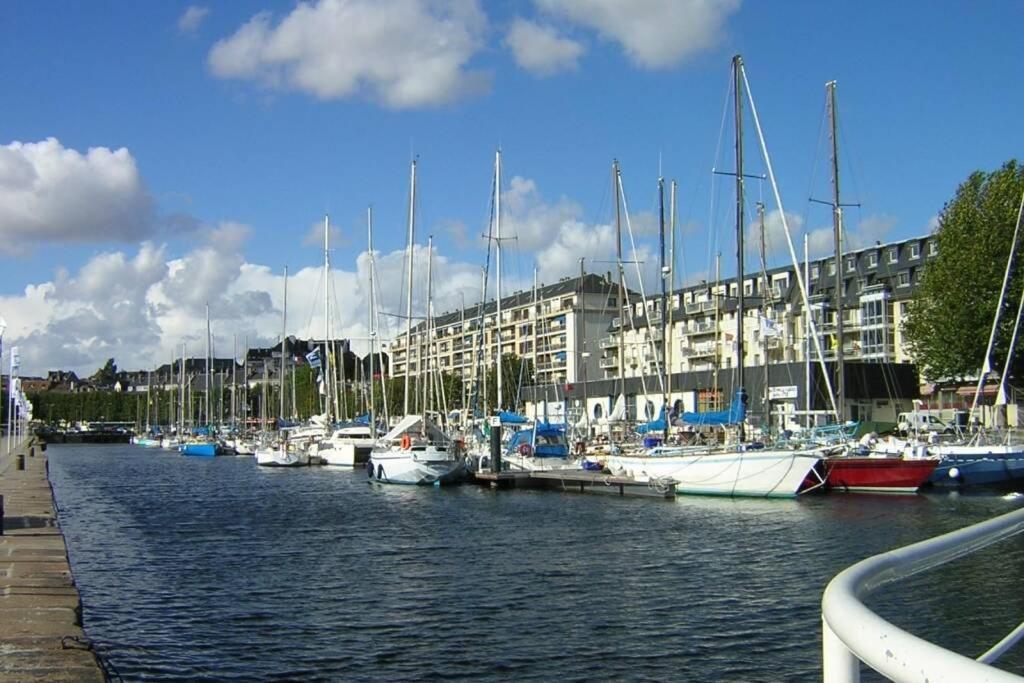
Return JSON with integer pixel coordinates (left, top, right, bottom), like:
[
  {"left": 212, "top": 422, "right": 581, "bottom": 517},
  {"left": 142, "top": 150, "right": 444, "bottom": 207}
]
[{"left": 472, "top": 469, "right": 675, "bottom": 498}]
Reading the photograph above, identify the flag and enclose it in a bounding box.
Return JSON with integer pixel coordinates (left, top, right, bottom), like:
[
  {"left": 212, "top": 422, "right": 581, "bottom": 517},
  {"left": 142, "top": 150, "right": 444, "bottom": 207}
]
[
  {"left": 306, "top": 348, "right": 322, "bottom": 369},
  {"left": 10, "top": 346, "right": 19, "bottom": 371},
  {"left": 759, "top": 316, "right": 780, "bottom": 338},
  {"left": 317, "top": 372, "right": 327, "bottom": 395}
]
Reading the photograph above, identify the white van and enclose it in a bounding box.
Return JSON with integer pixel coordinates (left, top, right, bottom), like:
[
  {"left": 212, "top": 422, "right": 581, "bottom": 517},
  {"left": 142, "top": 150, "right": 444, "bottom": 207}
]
[{"left": 897, "top": 412, "right": 950, "bottom": 435}]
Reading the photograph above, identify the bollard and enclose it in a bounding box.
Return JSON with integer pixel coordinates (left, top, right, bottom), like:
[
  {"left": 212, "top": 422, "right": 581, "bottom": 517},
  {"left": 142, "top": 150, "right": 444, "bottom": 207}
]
[
  {"left": 40, "top": 441, "right": 47, "bottom": 452},
  {"left": 29, "top": 445, "right": 35, "bottom": 458},
  {"left": 16, "top": 454, "right": 25, "bottom": 470},
  {"left": 489, "top": 420, "right": 502, "bottom": 474},
  {"left": 0, "top": 494, "right": 4, "bottom": 536}
]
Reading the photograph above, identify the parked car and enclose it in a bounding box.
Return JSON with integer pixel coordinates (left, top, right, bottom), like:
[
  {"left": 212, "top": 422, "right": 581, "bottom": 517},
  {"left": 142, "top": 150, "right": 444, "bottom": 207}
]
[{"left": 897, "top": 412, "right": 951, "bottom": 435}]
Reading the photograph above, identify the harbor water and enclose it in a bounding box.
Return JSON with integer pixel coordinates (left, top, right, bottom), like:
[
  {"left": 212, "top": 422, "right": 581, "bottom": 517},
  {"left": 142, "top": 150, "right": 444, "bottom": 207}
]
[{"left": 48, "top": 444, "right": 1024, "bottom": 681}]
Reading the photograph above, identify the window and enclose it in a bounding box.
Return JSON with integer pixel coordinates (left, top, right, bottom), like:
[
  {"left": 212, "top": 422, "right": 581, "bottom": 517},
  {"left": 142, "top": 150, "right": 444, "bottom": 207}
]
[
  {"left": 846, "top": 257, "right": 856, "bottom": 272},
  {"left": 593, "top": 403, "right": 603, "bottom": 420},
  {"left": 867, "top": 251, "right": 878, "bottom": 268},
  {"left": 909, "top": 242, "right": 920, "bottom": 259},
  {"left": 827, "top": 260, "right": 836, "bottom": 276},
  {"left": 928, "top": 241, "right": 938, "bottom": 257},
  {"left": 897, "top": 270, "right": 911, "bottom": 287},
  {"left": 888, "top": 247, "right": 898, "bottom": 263},
  {"left": 645, "top": 400, "right": 655, "bottom": 419},
  {"left": 810, "top": 265, "right": 820, "bottom": 280},
  {"left": 744, "top": 282, "right": 753, "bottom": 295}
]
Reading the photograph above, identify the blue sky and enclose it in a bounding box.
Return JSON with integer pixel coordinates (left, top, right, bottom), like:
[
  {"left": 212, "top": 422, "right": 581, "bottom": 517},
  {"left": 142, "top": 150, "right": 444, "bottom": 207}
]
[{"left": 0, "top": 0, "right": 1021, "bottom": 376}]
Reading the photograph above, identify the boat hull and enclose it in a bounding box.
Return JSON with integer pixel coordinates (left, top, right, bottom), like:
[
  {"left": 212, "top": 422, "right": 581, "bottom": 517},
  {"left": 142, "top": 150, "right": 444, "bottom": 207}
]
[
  {"left": 180, "top": 442, "right": 219, "bottom": 457},
  {"left": 317, "top": 441, "right": 373, "bottom": 467},
  {"left": 928, "top": 446, "right": 1024, "bottom": 489},
  {"left": 604, "top": 448, "right": 822, "bottom": 498},
  {"left": 255, "top": 448, "right": 309, "bottom": 467},
  {"left": 368, "top": 447, "right": 466, "bottom": 485},
  {"left": 825, "top": 457, "right": 939, "bottom": 493}
]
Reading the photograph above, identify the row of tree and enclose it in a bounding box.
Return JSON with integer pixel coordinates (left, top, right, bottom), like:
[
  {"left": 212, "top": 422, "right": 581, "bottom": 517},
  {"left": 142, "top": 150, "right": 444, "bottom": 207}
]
[{"left": 8, "top": 355, "right": 538, "bottom": 427}]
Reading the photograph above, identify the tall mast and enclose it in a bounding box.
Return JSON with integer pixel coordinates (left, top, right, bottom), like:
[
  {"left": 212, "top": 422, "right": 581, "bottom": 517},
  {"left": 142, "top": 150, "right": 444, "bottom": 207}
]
[
  {"left": 828, "top": 80, "right": 845, "bottom": 423},
  {"left": 759, "top": 202, "right": 769, "bottom": 423},
  {"left": 668, "top": 180, "right": 677, "bottom": 408},
  {"left": 658, "top": 175, "right": 668, "bottom": 440},
  {"left": 323, "top": 214, "right": 333, "bottom": 421},
  {"left": 614, "top": 160, "right": 625, "bottom": 410},
  {"left": 495, "top": 148, "right": 504, "bottom": 412},
  {"left": 733, "top": 54, "right": 746, "bottom": 441},
  {"left": 423, "top": 236, "right": 434, "bottom": 418},
  {"left": 532, "top": 268, "right": 539, "bottom": 418},
  {"left": 403, "top": 160, "right": 417, "bottom": 416},
  {"left": 231, "top": 335, "right": 236, "bottom": 430},
  {"left": 205, "top": 302, "right": 211, "bottom": 428},
  {"left": 367, "top": 206, "right": 376, "bottom": 432},
  {"left": 804, "top": 235, "right": 812, "bottom": 428},
  {"left": 279, "top": 266, "right": 288, "bottom": 423}
]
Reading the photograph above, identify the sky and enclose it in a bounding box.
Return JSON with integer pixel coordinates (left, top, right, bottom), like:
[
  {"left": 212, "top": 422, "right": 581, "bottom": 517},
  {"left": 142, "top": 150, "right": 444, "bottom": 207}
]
[{"left": 0, "top": 0, "right": 1021, "bottom": 377}]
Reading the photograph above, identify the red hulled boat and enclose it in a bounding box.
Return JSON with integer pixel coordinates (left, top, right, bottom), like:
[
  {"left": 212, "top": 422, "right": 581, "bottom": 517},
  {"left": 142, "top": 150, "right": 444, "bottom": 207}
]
[{"left": 824, "top": 455, "right": 940, "bottom": 493}]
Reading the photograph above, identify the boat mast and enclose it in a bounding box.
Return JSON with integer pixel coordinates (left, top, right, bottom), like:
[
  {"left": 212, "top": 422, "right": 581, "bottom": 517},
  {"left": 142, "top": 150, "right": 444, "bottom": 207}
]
[
  {"left": 423, "top": 235, "right": 434, "bottom": 420},
  {"left": 205, "top": 302, "right": 211, "bottom": 429},
  {"left": 231, "top": 335, "right": 236, "bottom": 431},
  {"left": 403, "top": 160, "right": 417, "bottom": 416},
  {"left": 759, "top": 202, "right": 769, "bottom": 425},
  {"left": 658, "top": 175, "right": 668, "bottom": 442},
  {"left": 668, "top": 180, "right": 677, "bottom": 412},
  {"left": 614, "top": 160, "right": 625, "bottom": 421},
  {"left": 367, "top": 205, "right": 376, "bottom": 433},
  {"left": 828, "top": 80, "right": 846, "bottom": 424},
  {"left": 495, "top": 148, "right": 504, "bottom": 412},
  {"left": 804, "top": 235, "right": 811, "bottom": 428},
  {"left": 733, "top": 54, "right": 746, "bottom": 441},
  {"left": 323, "top": 214, "right": 332, "bottom": 421},
  {"left": 532, "top": 267, "right": 539, "bottom": 420},
  {"left": 279, "top": 265, "right": 288, "bottom": 423}
]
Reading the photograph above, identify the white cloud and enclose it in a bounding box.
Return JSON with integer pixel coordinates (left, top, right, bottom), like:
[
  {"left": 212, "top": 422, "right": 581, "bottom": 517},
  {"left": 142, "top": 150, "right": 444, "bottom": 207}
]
[
  {"left": 501, "top": 175, "right": 583, "bottom": 250},
  {"left": 535, "top": 0, "right": 740, "bottom": 69},
  {"left": 504, "top": 18, "right": 584, "bottom": 76},
  {"left": 0, "top": 138, "right": 156, "bottom": 253},
  {"left": 208, "top": 0, "right": 490, "bottom": 108},
  {"left": 178, "top": 6, "right": 210, "bottom": 34}
]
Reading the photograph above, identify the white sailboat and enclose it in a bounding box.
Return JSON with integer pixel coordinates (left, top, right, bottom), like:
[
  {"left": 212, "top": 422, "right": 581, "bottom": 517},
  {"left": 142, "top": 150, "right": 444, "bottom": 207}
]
[
  {"left": 368, "top": 414, "right": 466, "bottom": 484},
  {"left": 604, "top": 56, "right": 824, "bottom": 498},
  {"left": 369, "top": 160, "right": 465, "bottom": 485}
]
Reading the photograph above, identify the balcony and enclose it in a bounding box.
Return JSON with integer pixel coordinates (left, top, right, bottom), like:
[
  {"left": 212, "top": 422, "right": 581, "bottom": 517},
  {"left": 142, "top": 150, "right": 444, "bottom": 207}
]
[
  {"left": 599, "top": 356, "right": 618, "bottom": 369},
  {"left": 599, "top": 335, "right": 618, "bottom": 349},
  {"left": 685, "top": 300, "right": 719, "bottom": 315},
  {"left": 688, "top": 321, "right": 716, "bottom": 335},
  {"left": 681, "top": 341, "right": 717, "bottom": 358}
]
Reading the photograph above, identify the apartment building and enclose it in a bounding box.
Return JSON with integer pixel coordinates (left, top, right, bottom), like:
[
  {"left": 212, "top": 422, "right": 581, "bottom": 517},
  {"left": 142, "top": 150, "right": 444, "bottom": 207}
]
[
  {"left": 388, "top": 273, "right": 630, "bottom": 391},
  {"left": 580, "top": 234, "right": 937, "bottom": 426}
]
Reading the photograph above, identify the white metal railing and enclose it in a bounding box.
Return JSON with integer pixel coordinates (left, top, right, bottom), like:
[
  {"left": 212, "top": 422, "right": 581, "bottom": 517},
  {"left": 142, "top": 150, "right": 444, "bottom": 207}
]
[{"left": 822, "top": 506, "right": 1024, "bottom": 682}]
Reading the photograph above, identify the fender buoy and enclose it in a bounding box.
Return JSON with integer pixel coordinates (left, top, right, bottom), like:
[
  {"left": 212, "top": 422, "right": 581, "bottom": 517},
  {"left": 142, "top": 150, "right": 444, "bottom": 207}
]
[
  {"left": 518, "top": 443, "right": 533, "bottom": 457},
  {"left": 575, "top": 441, "right": 586, "bottom": 456},
  {"left": 401, "top": 434, "right": 412, "bottom": 450}
]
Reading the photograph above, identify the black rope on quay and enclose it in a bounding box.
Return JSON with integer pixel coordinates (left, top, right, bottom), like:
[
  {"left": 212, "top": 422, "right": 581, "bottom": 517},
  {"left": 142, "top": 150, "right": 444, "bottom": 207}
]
[{"left": 61, "top": 635, "right": 123, "bottom": 682}]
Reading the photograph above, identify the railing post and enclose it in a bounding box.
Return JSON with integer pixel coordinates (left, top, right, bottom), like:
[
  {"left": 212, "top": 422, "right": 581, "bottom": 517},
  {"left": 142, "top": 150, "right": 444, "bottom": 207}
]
[{"left": 822, "top": 617, "right": 859, "bottom": 683}]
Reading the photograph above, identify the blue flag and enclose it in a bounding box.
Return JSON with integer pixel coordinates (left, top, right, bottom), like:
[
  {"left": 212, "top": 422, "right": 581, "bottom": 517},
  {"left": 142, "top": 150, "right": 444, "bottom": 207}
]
[{"left": 306, "top": 348, "right": 322, "bottom": 369}]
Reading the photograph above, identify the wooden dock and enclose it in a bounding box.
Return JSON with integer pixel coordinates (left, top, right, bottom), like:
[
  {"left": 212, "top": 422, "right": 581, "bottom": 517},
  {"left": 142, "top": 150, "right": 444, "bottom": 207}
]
[{"left": 472, "top": 469, "right": 676, "bottom": 498}]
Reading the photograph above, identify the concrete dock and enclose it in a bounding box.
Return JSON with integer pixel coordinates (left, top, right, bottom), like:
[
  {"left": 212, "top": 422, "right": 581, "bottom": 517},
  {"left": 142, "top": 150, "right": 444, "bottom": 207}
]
[
  {"left": 0, "top": 437, "right": 105, "bottom": 682},
  {"left": 473, "top": 469, "right": 676, "bottom": 498}
]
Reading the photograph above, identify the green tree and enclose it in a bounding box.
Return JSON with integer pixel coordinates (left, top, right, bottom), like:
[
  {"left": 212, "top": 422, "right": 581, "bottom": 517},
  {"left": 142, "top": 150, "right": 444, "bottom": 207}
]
[
  {"left": 91, "top": 359, "right": 118, "bottom": 386},
  {"left": 904, "top": 160, "right": 1024, "bottom": 381}
]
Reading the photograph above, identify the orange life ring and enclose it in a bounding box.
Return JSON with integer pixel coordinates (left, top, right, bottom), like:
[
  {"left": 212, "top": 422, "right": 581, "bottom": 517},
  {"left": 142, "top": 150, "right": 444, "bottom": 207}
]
[{"left": 400, "top": 434, "right": 412, "bottom": 449}]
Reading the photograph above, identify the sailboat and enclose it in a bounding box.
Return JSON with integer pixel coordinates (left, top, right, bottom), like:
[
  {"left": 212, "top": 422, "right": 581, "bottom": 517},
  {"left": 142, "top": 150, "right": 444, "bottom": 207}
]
[
  {"left": 182, "top": 303, "right": 226, "bottom": 457},
  {"left": 257, "top": 266, "right": 310, "bottom": 467},
  {"left": 368, "top": 160, "right": 466, "bottom": 485},
  {"left": 317, "top": 208, "right": 378, "bottom": 467},
  {"left": 603, "top": 56, "right": 824, "bottom": 498},
  {"left": 810, "top": 80, "right": 940, "bottom": 493}
]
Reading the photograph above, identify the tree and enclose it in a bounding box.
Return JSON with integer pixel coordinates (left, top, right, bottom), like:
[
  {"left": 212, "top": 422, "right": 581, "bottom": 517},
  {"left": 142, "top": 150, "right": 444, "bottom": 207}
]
[
  {"left": 904, "top": 160, "right": 1024, "bottom": 381},
  {"left": 91, "top": 358, "right": 118, "bottom": 387}
]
